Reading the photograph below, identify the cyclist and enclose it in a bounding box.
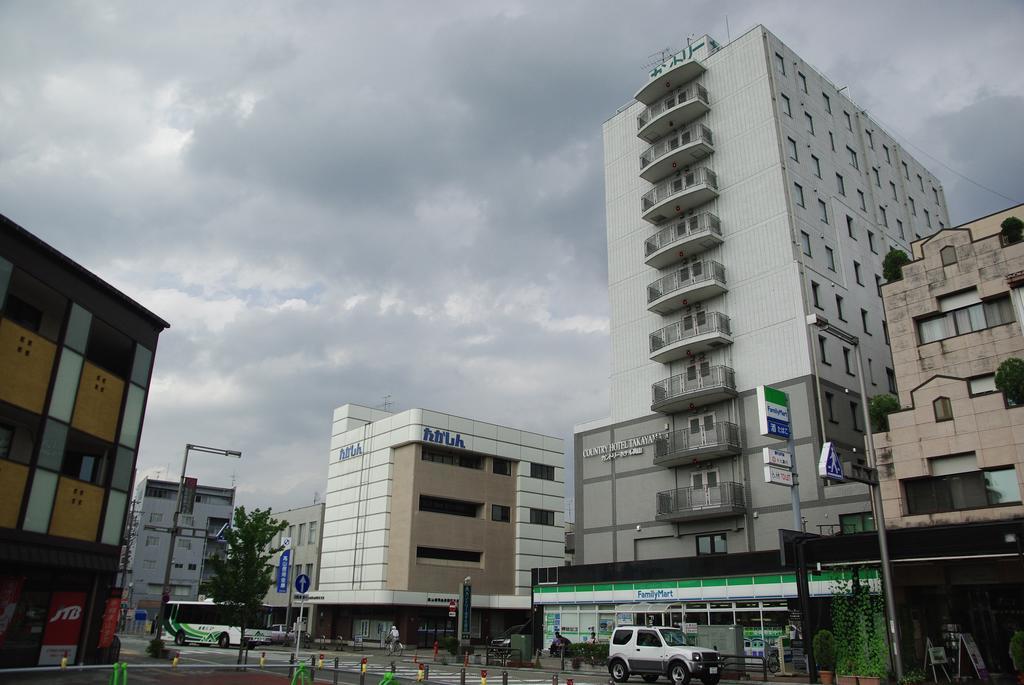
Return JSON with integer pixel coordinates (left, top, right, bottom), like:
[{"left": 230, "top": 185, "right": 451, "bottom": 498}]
[{"left": 386, "top": 625, "right": 403, "bottom": 655}]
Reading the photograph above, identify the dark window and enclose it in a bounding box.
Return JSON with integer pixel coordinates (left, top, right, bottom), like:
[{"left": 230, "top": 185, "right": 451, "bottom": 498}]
[
  {"left": 536, "top": 567, "right": 558, "bottom": 584},
  {"left": 612, "top": 630, "right": 632, "bottom": 646},
  {"left": 904, "top": 467, "right": 1020, "bottom": 515},
  {"left": 492, "top": 458, "right": 512, "bottom": 475},
  {"left": 844, "top": 111, "right": 852, "bottom": 131},
  {"left": 876, "top": 275, "right": 883, "bottom": 297},
  {"left": 61, "top": 432, "right": 110, "bottom": 485},
  {"left": 847, "top": 146, "right": 858, "bottom": 169},
  {"left": 861, "top": 309, "right": 870, "bottom": 334},
  {"left": 805, "top": 112, "right": 815, "bottom": 135},
  {"left": 829, "top": 131, "right": 835, "bottom": 151},
  {"left": 530, "top": 463, "right": 555, "bottom": 481},
  {"left": 422, "top": 449, "right": 482, "bottom": 469},
  {"left": 836, "top": 295, "right": 845, "bottom": 321},
  {"left": 886, "top": 368, "right": 897, "bottom": 394},
  {"left": 933, "top": 397, "right": 953, "bottom": 422},
  {"left": 843, "top": 347, "right": 853, "bottom": 375},
  {"left": 823, "top": 92, "right": 831, "bottom": 113},
  {"left": 812, "top": 282, "right": 821, "bottom": 308},
  {"left": 826, "top": 248, "right": 835, "bottom": 271},
  {"left": 419, "top": 495, "right": 480, "bottom": 518},
  {"left": 775, "top": 53, "right": 786, "bottom": 75},
  {"left": 847, "top": 215, "right": 855, "bottom": 238},
  {"left": 818, "top": 199, "right": 829, "bottom": 224},
  {"left": 781, "top": 93, "right": 791, "bottom": 116},
  {"left": 819, "top": 336, "right": 829, "bottom": 365},
  {"left": 0, "top": 423, "right": 13, "bottom": 460},
  {"left": 825, "top": 392, "right": 836, "bottom": 422},
  {"left": 85, "top": 318, "right": 134, "bottom": 378},
  {"left": 696, "top": 533, "right": 727, "bottom": 555},
  {"left": 4, "top": 294, "right": 43, "bottom": 332},
  {"left": 800, "top": 230, "right": 811, "bottom": 256},
  {"left": 836, "top": 173, "right": 846, "bottom": 196},
  {"left": 416, "top": 547, "right": 482, "bottom": 563},
  {"left": 883, "top": 145, "right": 891, "bottom": 163},
  {"left": 795, "top": 183, "right": 805, "bottom": 208},
  {"left": 530, "top": 508, "right": 556, "bottom": 526},
  {"left": 854, "top": 261, "right": 862, "bottom": 284},
  {"left": 868, "top": 231, "right": 877, "bottom": 253},
  {"left": 858, "top": 190, "right": 866, "bottom": 211},
  {"left": 788, "top": 137, "right": 799, "bottom": 161},
  {"left": 491, "top": 504, "right": 511, "bottom": 522},
  {"left": 850, "top": 402, "right": 861, "bottom": 431},
  {"left": 798, "top": 71, "right": 807, "bottom": 93},
  {"left": 866, "top": 130, "right": 874, "bottom": 148}
]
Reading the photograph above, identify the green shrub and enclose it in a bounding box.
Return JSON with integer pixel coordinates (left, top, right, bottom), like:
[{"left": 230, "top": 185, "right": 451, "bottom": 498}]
[
  {"left": 813, "top": 629, "right": 836, "bottom": 670},
  {"left": 568, "top": 642, "right": 609, "bottom": 663},
  {"left": 1001, "top": 216, "right": 1023, "bottom": 244},
  {"left": 146, "top": 638, "right": 166, "bottom": 659},
  {"left": 441, "top": 636, "right": 460, "bottom": 655},
  {"left": 898, "top": 667, "right": 926, "bottom": 685},
  {"left": 995, "top": 357, "right": 1024, "bottom": 406},
  {"left": 868, "top": 394, "right": 901, "bottom": 432},
  {"left": 1010, "top": 630, "right": 1024, "bottom": 672},
  {"left": 882, "top": 249, "right": 911, "bottom": 282}
]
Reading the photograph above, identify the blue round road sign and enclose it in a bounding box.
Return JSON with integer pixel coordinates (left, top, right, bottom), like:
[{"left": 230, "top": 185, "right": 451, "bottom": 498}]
[{"left": 295, "top": 574, "right": 311, "bottom": 594}]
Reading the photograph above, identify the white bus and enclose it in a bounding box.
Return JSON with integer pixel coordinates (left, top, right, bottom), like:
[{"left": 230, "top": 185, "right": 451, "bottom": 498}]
[{"left": 164, "top": 600, "right": 273, "bottom": 648}]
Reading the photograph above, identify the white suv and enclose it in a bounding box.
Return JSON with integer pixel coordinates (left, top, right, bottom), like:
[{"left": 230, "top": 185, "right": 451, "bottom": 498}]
[{"left": 607, "top": 626, "right": 720, "bottom": 685}]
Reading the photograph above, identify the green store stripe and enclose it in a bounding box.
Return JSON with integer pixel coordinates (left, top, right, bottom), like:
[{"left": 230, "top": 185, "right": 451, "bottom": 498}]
[{"left": 534, "top": 570, "right": 843, "bottom": 596}]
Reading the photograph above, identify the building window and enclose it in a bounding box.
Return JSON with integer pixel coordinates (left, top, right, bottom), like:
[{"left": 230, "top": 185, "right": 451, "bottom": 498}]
[
  {"left": 850, "top": 402, "right": 861, "bottom": 431},
  {"left": 788, "top": 137, "right": 799, "bottom": 161},
  {"left": 308, "top": 521, "right": 317, "bottom": 545},
  {"left": 867, "top": 357, "right": 876, "bottom": 384},
  {"left": 904, "top": 465, "right": 1020, "bottom": 515},
  {"left": 918, "top": 174, "right": 924, "bottom": 191},
  {"left": 146, "top": 535, "right": 159, "bottom": 547},
  {"left": 886, "top": 367, "right": 897, "bottom": 394},
  {"left": 794, "top": 182, "right": 805, "bottom": 207},
  {"left": 925, "top": 209, "right": 932, "bottom": 228},
  {"left": 824, "top": 391, "right": 835, "bottom": 421},
  {"left": 875, "top": 275, "right": 883, "bottom": 297},
  {"left": 818, "top": 199, "right": 829, "bottom": 224},
  {"left": 177, "top": 538, "right": 191, "bottom": 550},
  {"left": 800, "top": 230, "right": 811, "bottom": 256},
  {"left": 840, "top": 512, "right": 875, "bottom": 533},
  {"left": 823, "top": 92, "right": 832, "bottom": 113},
  {"left": 940, "top": 246, "right": 957, "bottom": 266},
  {"left": 909, "top": 197, "right": 916, "bottom": 215},
  {"left": 491, "top": 504, "right": 511, "bottom": 522},
  {"left": 843, "top": 347, "right": 853, "bottom": 375},
  {"left": 143, "top": 559, "right": 156, "bottom": 570},
  {"left": 890, "top": 181, "right": 898, "bottom": 201},
  {"left": 812, "top": 155, "right": 821, "bottom": 178},
  {"left": 530, "top": 508, "right": 556, "bottom": 526},
  {"left": 916, "top": 296, "right": 1015, "bottom": 344},
  {"left": 696, "top": 533, "right": 727, "bottom": 556},
  {"left": 419, "top": 495, "right": 480, "bottom": 518},
  {"left": 883, "top": 145, "right": 891, "bottom": 163},
  {"left": 844, "top": 111, "right": 852, "bottom": 131},
  {"left": 861, "top": 308, "right": 870, "bottom": 334},
  {"left": 897, "top": 219, "right": 905, "bottom": 240},
  {"left": 422, "top": 449, "right": 482, "bottom": 469},
  {"left": 873, "top": 167, "right": 881, "bottom": 187},
  {"left": 819, "top": 336, "right": 829, "bottom": 365},
  {"left": 933, "top": 187, "right": 940, "bottom": 204},
  {"left": 847, "top": 215, "right": 855, "bottom": 238},
  {"left": 798, "top": 71, "right": 807, "bottom": 93},
  {"left": 530, "top": 463, "right": 555, "bottom": 481},
  {"left": 968, "top": 374, "right": 997, "bottom": 396},
  {"left": 775, "top": 52, "right": 786, "bottom": 75},
  {"left": 866, "top": 130, "right": 874, "bottom": 148},
  {"left": 847, "top": 146, "right": 858, "bottom": 169},
  {"left": 853, "top": 261, "right": 862, "bottom": 284},
  {"left": 829, "top": 131, "right": 835, "bottom": 151},
  {"left": 883, "top": 319, "right": 890, "bottom": 345},
  {"left": 149, "top": 512, "right": 163, "bottom": 523},
  {"left": 901, "top": 161, "right": 909, "bottom": 179},
  {"left": 879, "top": 205, "right": 887, "bottom": 227},
  {"left": 805, "top": 112, "right": 814, "bottom": 135},
  {"left": 781, "top": 93, "right": 791, "bottom": 116},
  {"left": 416, "top": 546, "right": 482, "bottom": 563},
  {"left": 188, "top": 563, "right": 197, "bottom": 571},
  {"left": 826, "top": 247, "right": 836, "bottom": 271},
  {"left": 298, "top": 523, "right": 305, "bottom": 544},
  {"left": 858, "top": 190, "right": 866, "bottom": 211},
  {"left": 836, "top": 173, "right": 846, "bottom": 196},
  {"left": 933, "top": 397, "right": 953, "bottom": 422},
  {"left": 836, "top": 295, "right": 845, "bottom": 321},
  {"left": 492, "top": 458, "right": 512, "bottom": 475},
  {"left": 868, "top": 231, "right": 877, "bottom": 253},
  {"left": 812, "top": 281, "right": 822, "bottom": 308}
]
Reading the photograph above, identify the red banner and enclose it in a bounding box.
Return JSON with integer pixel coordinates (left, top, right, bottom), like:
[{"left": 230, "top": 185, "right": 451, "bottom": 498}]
[
  {"left": 39, "top": 591, "right": 86, "bottom": 665},
  {"left": 98, "top": 594, "right": 121, "bottom": 649},
  {"left": 0, "top": 577, "right": 25, "bottom": 648}
]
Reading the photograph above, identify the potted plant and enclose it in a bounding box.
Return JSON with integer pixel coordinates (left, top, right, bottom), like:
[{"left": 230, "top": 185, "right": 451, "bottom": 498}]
[
  {"left": 837, "top": 657, "right": 858, "bottom": 685},
  {"left": 813, "top": 630, "right": 837, "bottom": 685}
]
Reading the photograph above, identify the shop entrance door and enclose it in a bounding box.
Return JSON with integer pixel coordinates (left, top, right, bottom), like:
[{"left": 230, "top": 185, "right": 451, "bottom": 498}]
[{"left": 416, "top": 616, "right": 454, "bottom": 649}]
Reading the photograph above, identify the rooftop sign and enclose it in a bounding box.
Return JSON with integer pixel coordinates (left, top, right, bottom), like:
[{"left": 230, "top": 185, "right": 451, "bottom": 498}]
[{"left": 582, "top": 431, "right": 668, "bottom": 462}]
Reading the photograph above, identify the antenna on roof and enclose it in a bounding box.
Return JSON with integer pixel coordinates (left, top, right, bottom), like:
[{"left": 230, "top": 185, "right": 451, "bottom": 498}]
[
  {"left": 381, "top": 394, "right": 393, "bottom": 412},
  {"left": 643, "top": 47, "right": 672, "bottom": 71},
  {"left": 313, "top": 491, "right": 320, "bottom": 504}
]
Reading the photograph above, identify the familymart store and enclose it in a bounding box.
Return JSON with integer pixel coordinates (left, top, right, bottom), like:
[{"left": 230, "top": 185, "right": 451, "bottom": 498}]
[{"left": 532, "top": 564, "right": 879, "bottom": 652}]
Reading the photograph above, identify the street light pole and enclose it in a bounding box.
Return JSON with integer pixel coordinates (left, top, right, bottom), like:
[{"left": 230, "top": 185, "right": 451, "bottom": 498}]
[
  {"left": 808, "top": 316, "right": 903, "bottom": 679},
  {"left": 154, "top": 443, "right": 241, "bottom": 645}
]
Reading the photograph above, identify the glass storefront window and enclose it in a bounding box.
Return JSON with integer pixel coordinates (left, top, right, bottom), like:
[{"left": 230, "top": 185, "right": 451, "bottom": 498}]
[
  {"left": 64, "top": 305, "right": 91, "bottom": 354},
  {"left": 48, "top": 350, "right": 82, "bottom": 423}
]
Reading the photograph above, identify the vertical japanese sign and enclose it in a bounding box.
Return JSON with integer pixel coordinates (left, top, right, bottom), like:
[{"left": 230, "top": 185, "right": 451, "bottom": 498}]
[
  {"left": 180, "top": 477, "right": 198, "bottom": 516},
  {"left": 0, "top": 577, "right": 25, "bottom": 648},
  {"left": 39, "top": 591, "right": 87, "bottom": 665},
  {"left": 276, "top": 549, "right": 291, "bottom": 593},
  {"left": 97, "top": 595, "right": 121, "bottom": 649},
  {"left": 460, "top": 583, "right": 472, "bottom": 640}
]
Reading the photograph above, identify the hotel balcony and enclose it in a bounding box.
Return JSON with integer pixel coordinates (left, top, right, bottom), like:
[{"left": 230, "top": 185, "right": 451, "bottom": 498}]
[
  {"left": 641, "top": 167, "right": 718, "bottom": 224},
  {"left": 651, "top": 365, "right": 736, "bottom": 413},
  {"left": 649, "top": 311, "right": 732, "bottom": 364},
  {"left": 637, "top": 84, "right": 710, "bottom": 143},
  {"left": 647, "top": 260, "right": 726, "bottom": 314},
  {"left": 644, "top": 212, "right": 722, "bottom": 269},
  {"left": 655, "top": 482, "right": 746, "bottom": 523},
  {"left": 653, "top": 423, "right": 742, "bottom": 468},
  {"left": 635, "top": 57, "right": 706, "bottom": 106},
  {"left": 639, "top": 124, "right": 714, "bottom": 183}
]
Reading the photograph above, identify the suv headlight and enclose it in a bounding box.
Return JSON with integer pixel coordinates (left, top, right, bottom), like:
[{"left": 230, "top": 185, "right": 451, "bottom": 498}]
[{"left": 691, "top": 654, "right": 702, "bottom": 661}]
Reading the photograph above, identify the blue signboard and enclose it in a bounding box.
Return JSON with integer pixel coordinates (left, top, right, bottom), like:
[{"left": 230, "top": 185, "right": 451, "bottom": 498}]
[
  {"left": 276, "top": 549, "right": 291, "bottom": 593},
  {"left": 818, "top": 442, "right": 846, "bottom": 482},
  {"left": 295, "top": 574, "right": 311, "bottom": 594},
  {"left": 767, "top": 417, "right": 791, "bottom": 439},
  {"left": 461, "top": 583, "right": 472, "bottom": 639}
]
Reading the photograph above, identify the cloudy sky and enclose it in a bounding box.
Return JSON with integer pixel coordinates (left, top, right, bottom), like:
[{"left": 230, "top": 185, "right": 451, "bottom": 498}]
[{"left": 2, "top": 1, "right": 1021, "bottom": 516}]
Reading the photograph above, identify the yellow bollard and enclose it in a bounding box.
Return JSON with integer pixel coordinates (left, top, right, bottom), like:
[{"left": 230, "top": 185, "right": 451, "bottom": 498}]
[
  {"left": 60, "top": 651, "right": 68, "bottom": 670},
  {"left": 361, "top": 656, "right": 368, "bottom": 673},
  {"left": 418, "top": 664, "right": 425, "bottom": 682},
  {"left": 482, "top": 669, "right": 488, "bottom": 685},
  {"left": 319, "top": 653, "right": 325, "bottom": 669},
  {"left": 172, "top": 651, "right": 180, "bottom": 668},
  {"left": 261, "top": 651, "right": 266, "bottom": 668}
]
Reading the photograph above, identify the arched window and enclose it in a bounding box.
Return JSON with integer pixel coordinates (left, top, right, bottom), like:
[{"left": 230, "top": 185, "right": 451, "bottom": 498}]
[
  {"left": 940, "top": 245, "right": 957, "bottom": 266},
  {"left": 933, "top": 396, "right": 953, "bottom": 421}
]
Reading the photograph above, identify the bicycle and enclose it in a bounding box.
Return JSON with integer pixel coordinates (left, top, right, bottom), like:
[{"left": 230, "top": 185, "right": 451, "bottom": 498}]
[
  {"left": 766, "top": 646, "right": 781, "bottom": 674},
  {"left": 385, "top": 637, "right": 404, "bottom": 657}
]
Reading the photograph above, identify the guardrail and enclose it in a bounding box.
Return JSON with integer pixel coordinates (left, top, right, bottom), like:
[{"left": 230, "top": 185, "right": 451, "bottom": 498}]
[{"left": 717, "top": 653, "right": 769, "bottom": 681}]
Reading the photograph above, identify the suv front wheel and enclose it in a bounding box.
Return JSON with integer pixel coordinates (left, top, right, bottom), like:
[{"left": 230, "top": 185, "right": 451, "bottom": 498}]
[
  {"left": 609, "top": 659, "right": 631, "bottom": 682},
  {"left": 668, "top": 661, "right": 691, "bottom": 685}
]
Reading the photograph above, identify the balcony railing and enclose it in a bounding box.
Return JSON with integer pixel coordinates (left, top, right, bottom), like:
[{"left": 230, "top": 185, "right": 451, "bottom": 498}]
[
  {"left": 640, "top": 124, "right": 713, "bottom": 170},
  {"left": 647, "top": 261, "right": 726, "bottom": 304},
  {"left": 645, "top": 212, "right": 721, "bottom": 258},
  {"left": 653, "top": 422, "right": 741, "bottom": 467},
  {"left": 641, "top": 167, "right": 718, "bottom": 218},
  {"left": 650, "top": 312, "right": 731, "bottom": 353},
  {"left": 651, "top": 365, "right": 736, "bottom": 411},
  {"left": 656, "top": 482, "right": 746, "bottom": 521},
  {"left": 637, "top": 84, "right": 709, "bottom": 130}
]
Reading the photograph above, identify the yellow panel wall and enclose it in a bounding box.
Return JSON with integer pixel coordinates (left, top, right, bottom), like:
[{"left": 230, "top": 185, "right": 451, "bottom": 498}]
[
  {"left": 71, "top": 362, "right": 125, "bottom": 443},
  {"left": 49, "top": 477, "right": 104, "bottom": 542},
  {"left": 0, "top": 319, "right": 57, "bottom": 414},
  {"left": 0, "top": 460, "right": 29, "bottom": 528}
]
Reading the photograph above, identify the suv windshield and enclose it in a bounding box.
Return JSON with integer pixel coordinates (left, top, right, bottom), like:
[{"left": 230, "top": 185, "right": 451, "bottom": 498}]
[{"left": 658, "top": 628, "right": 687, "bottom": 646}]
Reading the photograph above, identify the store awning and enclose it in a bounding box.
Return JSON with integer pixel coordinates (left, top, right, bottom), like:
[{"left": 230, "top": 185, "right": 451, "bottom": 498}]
[{"left": 614, "top": 603, "right": 684, "bottom": 614}]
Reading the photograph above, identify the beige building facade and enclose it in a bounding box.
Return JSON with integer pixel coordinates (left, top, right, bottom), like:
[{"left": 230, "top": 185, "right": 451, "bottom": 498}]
[{"left": 876, "top": 204, "right": 1024, "bottom": 528}]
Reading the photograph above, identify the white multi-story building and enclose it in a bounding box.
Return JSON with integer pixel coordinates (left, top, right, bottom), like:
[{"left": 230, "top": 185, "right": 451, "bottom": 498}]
[
  {"left": 573, "top": 26, "right": 950, "bottom": 564},
  {"left": 263, "top": 503, "right": 324, "bottom": 631},
  {"left": 312, "top": 404, "right": 564, "bottom": 647}
]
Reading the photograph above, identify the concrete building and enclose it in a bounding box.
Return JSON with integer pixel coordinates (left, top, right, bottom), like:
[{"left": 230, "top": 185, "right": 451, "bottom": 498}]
[
  {"left": 573, "top": 25, "right": 950, "bottom": 565},
  {"left": 0, "top": 212, "right": 168, "bottom": 666},
  {"left": 128, "top": 477, "right": 234, "bottom": 613},
  {"left": 313, "top": 404, "right": 564, "bottom": 647},
  {"left": 264, "top": 503, "right": 324, "bottom": 630}
]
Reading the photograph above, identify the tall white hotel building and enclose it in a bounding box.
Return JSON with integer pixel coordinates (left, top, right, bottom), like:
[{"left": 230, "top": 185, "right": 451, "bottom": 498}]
[{"left": 573, "top": 26, "right": 950, "bottom": 564}]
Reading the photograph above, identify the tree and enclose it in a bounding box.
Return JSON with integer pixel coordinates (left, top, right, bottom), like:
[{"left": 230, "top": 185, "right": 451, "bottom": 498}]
[
  {"left": 1001, "top": 216, "right": 1023, "bottom": 244},
  {"left": 882, "top": 249, "right": 910, "bottom": 282},
  {"left": 868, "top": 394, "right": 900, "bottom": 432},
  {"left": 201, "top": 507, "right": 287, "bottom": 664},
  {"left": 995, "top": 357, "right": 1024, "bottom": 406}
]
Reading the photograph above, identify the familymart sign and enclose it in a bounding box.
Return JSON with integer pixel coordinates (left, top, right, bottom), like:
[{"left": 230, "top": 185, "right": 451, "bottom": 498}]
[{"left": 756, "top": 386, "right": 791, "bottom": 440}]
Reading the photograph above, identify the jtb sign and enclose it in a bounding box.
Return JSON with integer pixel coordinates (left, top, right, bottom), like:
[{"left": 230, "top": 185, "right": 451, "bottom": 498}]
[
  {"left": 423, "top": 427, "right": 465, "bottom": 449},
  {"left": 757, "top": 386, "right": 791, "bottom": 439}
]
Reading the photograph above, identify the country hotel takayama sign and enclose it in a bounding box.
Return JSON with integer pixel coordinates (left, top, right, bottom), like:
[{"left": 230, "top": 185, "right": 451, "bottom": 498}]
[{"left": 583, "top": 431, "right": 667, "bottom": 462}]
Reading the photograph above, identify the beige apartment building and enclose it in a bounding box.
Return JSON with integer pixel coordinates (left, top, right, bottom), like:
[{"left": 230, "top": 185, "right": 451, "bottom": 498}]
[{"left": 875, "top": 203, "right": 1024, "bottom": 528}]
